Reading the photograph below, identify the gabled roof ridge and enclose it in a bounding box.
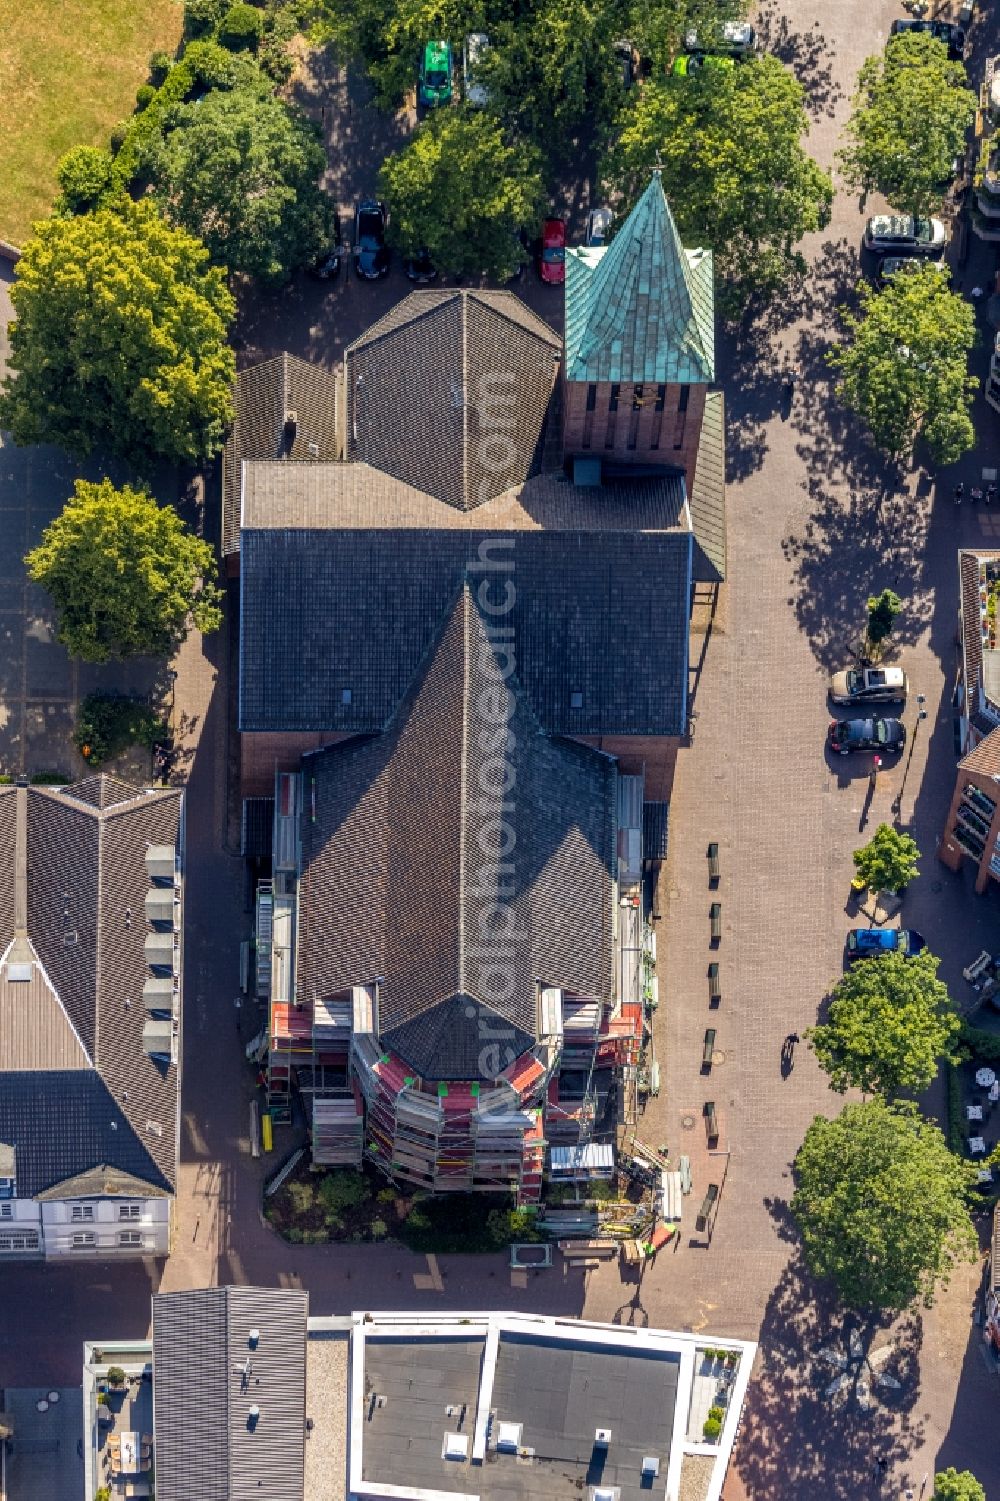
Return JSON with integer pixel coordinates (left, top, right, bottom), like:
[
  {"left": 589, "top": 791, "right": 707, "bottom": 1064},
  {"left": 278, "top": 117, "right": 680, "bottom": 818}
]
[
  {"left": 345, "top": 289, "right": 459, "bottom": 354},
  {"left": 468, "top": 289, "right": 561, "bottom": 349},
  {"left": 457, "top": 589, "right": 471, "bottom": 999}
]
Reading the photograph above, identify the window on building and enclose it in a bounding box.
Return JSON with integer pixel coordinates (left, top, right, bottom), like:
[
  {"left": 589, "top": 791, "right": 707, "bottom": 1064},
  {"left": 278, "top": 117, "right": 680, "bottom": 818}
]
[
  {"left": 654, "top": 385, "right": 666, "bottom": 412},
  {"left": 119, "top": 1231, "right": 143, "bottom": 1248},
  {"left": 586, "top": 384, "right": 597, "bottom": 412},
  {"left": 0, "top": 1204, "right": 12, "bottom": 1220},
  {"left": 0, "top": 1231, "right": 39, "bottom": 1252},
  {"left": 118, "top": 1204, "right": 141, "bottom": 1222},
  {"left": 72, "top": 1231, "right": 97, "bottom": 1248},
  {"left": 71, "top": 1205, "right": 95, "bottom": 1222},
  {"left": 609, "top": 385, "right": 620, "bottom": 413},
  {"left": 678, "top": 384, "right": 690, "bottom": 412}
]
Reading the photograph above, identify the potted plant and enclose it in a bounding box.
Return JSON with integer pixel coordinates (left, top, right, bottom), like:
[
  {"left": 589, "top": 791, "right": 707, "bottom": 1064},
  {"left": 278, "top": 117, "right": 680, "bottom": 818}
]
[
  {"left": 703, "top": 1407, "right": 724, "bottom": 1442},
  {"left": 106, "top": 1365, "right": 127, "bottom": 1390}
]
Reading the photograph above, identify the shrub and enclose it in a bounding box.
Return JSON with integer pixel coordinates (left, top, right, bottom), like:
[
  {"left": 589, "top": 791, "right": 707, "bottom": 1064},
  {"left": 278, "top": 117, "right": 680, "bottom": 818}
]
[
  {"left": 136, "top": 83, "right": 157, "bottom": 111},
  {"left": 317, "top": 1171, "right": 368, "bottom": 1215},
  {"left": 703, "top": 1415, "right": 722, "bottom": 1441},
  {"left": 946, "top": 1062, "right": 966, "bottom": 1155},
  {"left": 106, "top": 1366, "right": 127, "bottom": 1387},
  {"left": 303, "top": 1228, "right": 328, "bottom": 1244},
  {"left": 220, "top": 2, "right": 265, "bottom": 49},
  {"left": 74, "top": 695, "right": 166, "bottom": 769},
  {"left": 109, "top": 121, "right": 130, "bottom": 154},
  {"left": 286, "top": 1226, "right": 304, "bottom": 1243},
  {"left": 0, "top": 775, "right": 12, "bottom": 785},
  {"left": 707, "top": 1406, "right": 725, "bottom": 1422},
  {"left": 377, "top": 1186, "right": 397, "bottom": 1204},
  {"left": 56, "top": 145, "right": 114, "bottom": 212},
  {"left": 371, "top": 1217, "right": 388, "bottom": 1240},
  {"left": 149, "top": 50, "right": 174, "bottom": 83},
  {"left": 96, "top": 1488, "right": 112, "bottom": 1501},
  {"left": 30, "top": 772, "right": 70, "bottom": 785},
  {"left": 287, "top": 1180, "right": 314, "bottom": 1217}
]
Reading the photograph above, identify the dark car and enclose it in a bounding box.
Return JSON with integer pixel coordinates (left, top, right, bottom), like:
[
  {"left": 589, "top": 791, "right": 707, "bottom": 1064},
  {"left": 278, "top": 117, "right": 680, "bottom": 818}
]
[
  {"left": 846, "top": 927, "right": 926, "bottom": 960},
  {"left": 827, "top": 716, "right": 906, "bottom": 755},
  {"left": 889, "top": 18, "right": 965, "bottom": 61},
  {"left": 308, "top": 210, "right": 343, "bottom": 281},
  {"left": 404, "top": 248, "right": 438, "bottom": 283},
  {"left": 354, "top": 200, "right": 390, "bottom": 280},
  {"left": 507, "top": 228, "right": 530, "bottom": 281}
]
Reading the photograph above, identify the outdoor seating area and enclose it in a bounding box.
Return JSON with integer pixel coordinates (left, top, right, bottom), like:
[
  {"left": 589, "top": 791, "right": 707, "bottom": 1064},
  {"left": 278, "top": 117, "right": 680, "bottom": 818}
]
[
  {"left": 957, "top": 1053, "right": 1000, "bottom": 1170},
  {"left": 94, "top": 1368, "right": 154, "bottom": 1493}
]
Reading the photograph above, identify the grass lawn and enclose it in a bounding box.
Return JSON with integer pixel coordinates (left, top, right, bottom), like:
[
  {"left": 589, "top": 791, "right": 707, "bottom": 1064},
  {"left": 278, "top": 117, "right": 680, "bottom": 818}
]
[{"left": 0, "top": 0, "right": 184, "bottom": 245}]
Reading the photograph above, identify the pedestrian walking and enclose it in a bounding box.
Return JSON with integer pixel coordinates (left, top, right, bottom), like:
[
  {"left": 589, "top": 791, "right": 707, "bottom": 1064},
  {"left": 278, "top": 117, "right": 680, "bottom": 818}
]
[
  {"left": 971, "top": 484, "right": 983, "bottom": 503},
  {"left": 955, "top": 482, "right": 965, "bottom": 504},
  {"left": 971, "top": 285, "right": 985, "bottom": 300},
  {"left": 987, "top": 483, "right": 996, "bottom": 505}
]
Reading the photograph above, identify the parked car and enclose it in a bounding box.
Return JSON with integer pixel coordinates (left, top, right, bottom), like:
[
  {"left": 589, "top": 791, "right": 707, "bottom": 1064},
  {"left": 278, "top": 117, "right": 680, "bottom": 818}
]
[
  {"left": 889, "top": 18, "right": 965, "bottom": 61},
  {"left": 354, "top": 200, "right": 390, "bottom": 280},
  {"left": 672, "top": 51, "right": 736, "bottom": 76},
  {"left": 684, "top": 20, "right": 757, "bottom": 53},
  {"left": 828, "top": 716, "right": 906, "bottom": 755},
  {"left": 463, "top": 32, "right": 489, "bottom": 105},
  {"left": 537, "top": 218, "right": 566, "bottom": 285},
  {"left": 863, "top": 214, "right": 946, "bottom": 258},
  {"left": 875, "top": 255, "right": 927, "bottom": 287},
  {"left": 307, "top": 211, "right": 343, "bottom": 281},
  {"left": 846, "top": 928, "right": 927, "bottom": 959},
  {"left": 614, "top": 39, "right": 638, "bottom": 88},
  {"left": 404, "top": 247, "right": 437, "bottom": 283},
  {"left": 829, "top": 665, "right": 908, "bottom": 706},
  {"left": 586, "top": 206, "right": 614, "bottom": 247},
  {"left": 507, "top": 227, "right": 530, "bottom": 281},
  {"left": 418, "top": 40, "right": 453, "bottom": 108}
]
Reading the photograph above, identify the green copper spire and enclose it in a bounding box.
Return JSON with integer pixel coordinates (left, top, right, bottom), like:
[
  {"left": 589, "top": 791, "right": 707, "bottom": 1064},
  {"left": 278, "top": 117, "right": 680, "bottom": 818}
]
[{"left": 565, "top": 172, "right": 714, "bottom": 385}]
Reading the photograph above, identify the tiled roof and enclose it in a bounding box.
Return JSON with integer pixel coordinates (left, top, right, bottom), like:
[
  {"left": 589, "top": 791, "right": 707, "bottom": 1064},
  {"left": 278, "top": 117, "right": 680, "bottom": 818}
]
[
  {"left": 239, "top": 526, "right": 692, "bottom": 737},
  {"left": 240, "top": 461, "right": 687, "bottom": 534},
  {"left": 295, "top": 587, "right": 616, "bottom": 1080},
  {"left": 241, "top": 796, "right": 274, "bottom": 860},
  {"left": 344, "top": 290, "right": 561, "bottom": 511},
  {"left": 565, "top": 172, "right": 715, "bottom": 386},
  {"left": 152, "top": 1286, "right": 309, "bottom": 1501},
  {"left": 960, "top": 550, "right": 986, "bottom": 695},
  {"left": 222, "top": 353, "right": 339, "bottom": 555},
  {"left": 0, "top": 788, "right": 15, "bottom": 956},
  {"left": 0, "top": 1073, "right": 169, "bottom": 1197},
  {"left": 688, "top": 389, "right": 726, "bottom": 581},
  {"left": 960, "top": 724, "right": 1000, "bottom": 778},
  {"left": 0, "top": 777, "right": 183, "bottom": 1195}
]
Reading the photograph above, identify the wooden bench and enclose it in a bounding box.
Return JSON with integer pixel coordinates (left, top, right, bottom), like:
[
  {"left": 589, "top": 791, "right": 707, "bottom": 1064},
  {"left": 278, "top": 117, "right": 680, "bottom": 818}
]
[
  {"left": 707, "top": 842, "right": 720, "bottom": 884},
  {"left": 704, "top": 1100, "right": 718, "bottom": 1144},
  {"left": 708, "top": 962, "right": 720, "bottom": 1003},
  {"left": 702, "top": 1028, "right": 716, "bottom": 1070},
  {"left": 710, "top": 903, "right": 722, "bottom": 943},
  {"left": 695, "top": 1183, "right": 720, "bottom": 1233}
]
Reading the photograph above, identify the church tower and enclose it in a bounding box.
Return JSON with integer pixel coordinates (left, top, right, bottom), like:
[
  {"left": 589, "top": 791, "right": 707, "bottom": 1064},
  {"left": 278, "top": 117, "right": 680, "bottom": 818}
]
[{"left": 562, "top": 171, "right": 715, "bottom": 488}]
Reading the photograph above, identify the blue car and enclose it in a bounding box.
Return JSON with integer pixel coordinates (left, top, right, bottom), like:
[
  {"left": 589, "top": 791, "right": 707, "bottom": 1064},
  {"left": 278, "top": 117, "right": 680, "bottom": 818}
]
[{"left": 846, "top": 928, "right": 926, "bottom": 960}]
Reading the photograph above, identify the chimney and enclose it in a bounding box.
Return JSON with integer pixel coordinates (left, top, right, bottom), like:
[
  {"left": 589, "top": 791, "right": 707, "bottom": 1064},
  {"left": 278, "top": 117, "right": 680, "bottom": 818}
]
[{"left": 282, "top": 410, "right": 298, "bottom": 453}]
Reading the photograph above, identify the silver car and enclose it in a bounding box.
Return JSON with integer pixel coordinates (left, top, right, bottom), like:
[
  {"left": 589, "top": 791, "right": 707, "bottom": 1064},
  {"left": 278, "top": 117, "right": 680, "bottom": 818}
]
[
  {"left": 463, "top": 33, "right": 489, "bottom": 106},
  {"left": 863, "top": 214, "right": 946, "bottom": 259},
  {"left": 829, "top": 665, "right": 908, "bottom": 706}
]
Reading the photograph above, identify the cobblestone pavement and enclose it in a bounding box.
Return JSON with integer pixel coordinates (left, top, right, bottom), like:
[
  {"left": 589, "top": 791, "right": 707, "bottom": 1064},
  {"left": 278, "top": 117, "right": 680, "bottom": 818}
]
[{"left": 5, "top": 8, "right": 1000, "bottom": 1496}]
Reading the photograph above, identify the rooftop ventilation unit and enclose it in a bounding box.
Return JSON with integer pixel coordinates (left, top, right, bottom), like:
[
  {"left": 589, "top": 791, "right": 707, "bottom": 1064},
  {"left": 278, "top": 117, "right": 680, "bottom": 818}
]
[
  {"left": 496, "top": 1422, "right": 522, "bottom": 1452},
  {"left": 249, "top": 1329, "right": 260, "bottom": 1349},
  {"left": 589, "top": 1489, "right": 620, "bottom": 1501},
  {"left": 641, "top": 1457, "right": 660, "bottom": 1477},
  {"left": 442, "top": 1433, "right": 469, "bottom": 1461},
  {"left": 145, "top": 845, "right": 175, "bottom": 882},
  {"left": 7, "top": 963, "right": 32, "bottom": 983},
  {"left": 142, "top": 1017, "right": 173, "bottom": 1057},
  {"left": 594, "top": 1428, "right": 612, "bottom": 1448}
]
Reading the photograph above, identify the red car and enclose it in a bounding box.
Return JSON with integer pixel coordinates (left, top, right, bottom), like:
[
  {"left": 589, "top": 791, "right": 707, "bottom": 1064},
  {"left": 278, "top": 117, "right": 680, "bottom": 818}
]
[{"left": 537, "top": 218, "right": 566, "bottom": 285}]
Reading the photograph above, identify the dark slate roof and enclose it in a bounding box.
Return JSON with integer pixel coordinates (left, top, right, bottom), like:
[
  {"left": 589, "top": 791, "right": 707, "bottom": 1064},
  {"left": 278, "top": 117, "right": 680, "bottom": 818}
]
[
  {"left": 152, "top": 1286, "right": 309, "bottom": 1501},
  {"left": 0, "top": 787, "right": 15, "bottom": 956},
  {"left": 0, "top": 777, "right": 184, "bottom": 1194},
  {"left": 0, "top": 1073, "right": 170, "bottom": 1197},
  {"left": 240, "top": 527, "right": 692, "bottom": 738},
  {"left": 222, "top": 353, "right": 340, "bottom": 555},
  {"left": 295, "top": 587, "right": 617, "bottom": 1081},
  {"left": 565, "top": 173, "right": 715, "bottom": 386},
  {"left": 643, "top": 802, "right": 669, "bottom": 863},
  {"left": 241, "top": 796, "right": 274, "bottom": 860},
  {"left": 344, "top": 290, "right": 561, "bottom": 511},
  {"left": 688, "top": 389, "right": 726, "bottom": 582}
]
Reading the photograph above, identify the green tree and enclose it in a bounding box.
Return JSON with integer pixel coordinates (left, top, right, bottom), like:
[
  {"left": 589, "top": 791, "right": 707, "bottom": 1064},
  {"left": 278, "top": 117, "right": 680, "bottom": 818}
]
[
  {"left": 807, "top": 949, "right": 958, "bottom": 1098},
  {"left": 839, "top": 31, "right": 975, "bottom": 216},
  {"left": 933, "top": 1470, "right": 986, "bottom": 1501},
  {"left": 603, "top": 56, "right": 832, "bottom": 306},
  {"left": 153, "top": 84, "right": 331, "bottom": 282},
  {"left": 865, "top": 589, "right": 903, "bottom": 650},
  {"left": 25, "top": 479, "right": 223, "bottom": 663},
  {"left": 380, "top": 111, "right": 545, "bottom": 279},
  {"left": 623, "top": 0, "right": 749, "bottom": 75},
  {"left": 791, "top": 1098, "right": 977, "bottom": 1310},
  {"left": 853, "top": 822, "right": 918, "bottom": 892},
  {"left": 0, "top": 200, "right": 235, "bottom": 469},
  {"left": 828, "top": 262, "right": 976, "bottom": 465}
]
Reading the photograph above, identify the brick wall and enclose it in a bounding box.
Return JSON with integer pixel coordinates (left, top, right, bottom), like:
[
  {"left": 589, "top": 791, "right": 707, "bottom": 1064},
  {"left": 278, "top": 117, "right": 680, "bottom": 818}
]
[
  {"left": 562, "top": 379, "right": 706, "bottom": 486},
  {"left": 573, "top": 734, "right": 680, "bottom": 801},
  {"left": 939, "top": 763, "right": 1000, "bottom": 893},
  {"left": 240, "top": 731, "right": 353, "bottom": 796}
]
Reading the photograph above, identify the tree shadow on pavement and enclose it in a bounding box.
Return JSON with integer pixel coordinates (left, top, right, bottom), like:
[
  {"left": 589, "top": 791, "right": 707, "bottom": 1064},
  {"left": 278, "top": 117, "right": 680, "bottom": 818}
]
[
  {"left": 756, "top": 2, "right": 845, "bottom": 120},
  {"left": 733, "top": 1230, "right": 927, "bottom": 1501}
]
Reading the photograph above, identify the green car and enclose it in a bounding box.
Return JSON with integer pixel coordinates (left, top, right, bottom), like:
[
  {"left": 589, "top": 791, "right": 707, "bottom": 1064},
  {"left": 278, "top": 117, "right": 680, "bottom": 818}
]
[
  {"left": 419, "top": 40, "right": 453, "bottom": 107},
  {"left": 671, "top": 51, "right": 735, "bottom": 77}
]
